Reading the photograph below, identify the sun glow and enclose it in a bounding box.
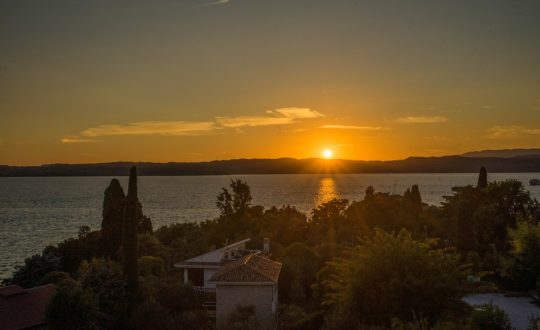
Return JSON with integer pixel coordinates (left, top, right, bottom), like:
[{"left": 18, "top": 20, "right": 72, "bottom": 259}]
[{"left": 322, "top": 149, "right": 333, "bottom": 159}]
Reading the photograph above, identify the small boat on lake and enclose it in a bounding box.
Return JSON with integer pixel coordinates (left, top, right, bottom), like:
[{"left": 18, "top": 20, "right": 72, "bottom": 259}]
[{"left": 530, "top": 179, "right": 540, "bottom": 186}]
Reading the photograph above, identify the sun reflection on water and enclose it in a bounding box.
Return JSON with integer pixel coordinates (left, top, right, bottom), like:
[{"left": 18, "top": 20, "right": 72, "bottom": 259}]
[{"left": 316, "top": 177, "right": 338, "bottom": 206}]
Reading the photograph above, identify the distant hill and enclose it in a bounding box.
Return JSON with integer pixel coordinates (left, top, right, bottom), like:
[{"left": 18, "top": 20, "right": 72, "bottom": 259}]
[
  {"left": 1, "top": 155, "right": 540, "bottom": 176},
  {"left": 462, "top": 148, "right": 540, "bottom": 158}
]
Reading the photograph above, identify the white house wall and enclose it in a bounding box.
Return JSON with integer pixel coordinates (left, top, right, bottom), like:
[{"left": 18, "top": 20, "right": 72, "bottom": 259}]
[
  {"left": 215, "top": 284, "right": 275, "bottom": 330},
  {"left": 204, "top": 269, "right": 217, "bottom": 288}
]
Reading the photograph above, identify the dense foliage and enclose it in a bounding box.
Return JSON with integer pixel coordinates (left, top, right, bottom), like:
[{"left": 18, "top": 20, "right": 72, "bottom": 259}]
[
  {"left": 321, "top": 230, "right": 465, "bottom": 328},
  {"left": 5, "top": 167, "right": 540, "bottom": 329}
]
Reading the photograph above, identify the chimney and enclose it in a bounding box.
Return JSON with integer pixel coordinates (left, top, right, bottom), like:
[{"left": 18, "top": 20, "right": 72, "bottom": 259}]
[{"left": 263, "top": 238, "right": 270, "bottom": 255}]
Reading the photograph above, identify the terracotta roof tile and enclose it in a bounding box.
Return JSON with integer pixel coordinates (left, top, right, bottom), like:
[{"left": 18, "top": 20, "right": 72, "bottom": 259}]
[
  {"left": 209, "top": 254, "right": 281, "bottom": 283},
  {"left": 0, "top": 284, "right": 55, "bottom": 330}
]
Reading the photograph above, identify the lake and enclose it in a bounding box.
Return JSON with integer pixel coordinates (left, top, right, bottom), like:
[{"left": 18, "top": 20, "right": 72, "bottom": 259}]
[{"left": 1, "top": 173, "right": 539, "bottom": 279}]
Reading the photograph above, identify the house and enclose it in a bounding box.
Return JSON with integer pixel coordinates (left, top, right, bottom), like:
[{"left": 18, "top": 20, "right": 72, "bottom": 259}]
[
  {"left": 0, "top": 284, "right": 56, "bottom": 330},
  {"left": 209, "top": 253, "right": 281, "bottom": 330},
  {"left": 175, "top": 238, "right": 281, "bottom": 329},
  {"left": 174, "top": 238, "right": 252, "bottom": 290}
]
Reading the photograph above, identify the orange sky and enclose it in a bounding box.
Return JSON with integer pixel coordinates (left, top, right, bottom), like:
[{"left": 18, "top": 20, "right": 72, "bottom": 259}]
[{"left": 1, "top": 0, "right": 540, "bottom": 165}]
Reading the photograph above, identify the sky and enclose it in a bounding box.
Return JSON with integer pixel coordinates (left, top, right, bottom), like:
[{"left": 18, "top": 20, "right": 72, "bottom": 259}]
[{"left": 1, "top": 0, "right": 539, "bottom": 165}]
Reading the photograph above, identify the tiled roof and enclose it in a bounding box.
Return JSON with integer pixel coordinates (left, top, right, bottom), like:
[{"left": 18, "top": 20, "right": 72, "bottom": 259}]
[
  {"left": 209, "top": 253, "right": 282, "bottom": 283},
  {"left": 0, "top": 284, "right": 55, "bottom": 330}
]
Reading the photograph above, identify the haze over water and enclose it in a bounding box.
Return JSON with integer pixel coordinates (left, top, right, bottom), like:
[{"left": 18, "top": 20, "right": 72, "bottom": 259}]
[{"left": 1, "top": 173, "right": 539, "bottom": 279}]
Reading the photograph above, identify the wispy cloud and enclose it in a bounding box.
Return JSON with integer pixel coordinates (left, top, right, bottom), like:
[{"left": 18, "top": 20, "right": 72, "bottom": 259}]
[
  {"left": 487, "top": 125, "right": 540, "bottom": 138},
  {"left": 396, "top": 116, "right": 448, "bottom": 124},
  {"left": 61, "top": 107, "right": 324, "bottom": 142},
  {"left": 267, "top": 107, "right": 325, "bottom": 119},
  {"left": 215, "top": 116, "right": 293, "bottom": 128},
  {"left": 61, "top": 138, "right": 100, "bottom": 144},
  {"left": 81, "top": 121, "right": 217, "bottom": 137},
  {"left": 216, "top": 108, "right": 323, "bottom": 128},
  {"left": 198, "top": 0, "right": 230, "bottom": 7},
  {"left": 320, "top": 125, "right": 386, "bottom": 130}
]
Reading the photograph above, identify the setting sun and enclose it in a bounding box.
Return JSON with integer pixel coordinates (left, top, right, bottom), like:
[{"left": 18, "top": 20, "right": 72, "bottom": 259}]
[{"left": 322, "top": 149, "right": 333, "bottom": 159}]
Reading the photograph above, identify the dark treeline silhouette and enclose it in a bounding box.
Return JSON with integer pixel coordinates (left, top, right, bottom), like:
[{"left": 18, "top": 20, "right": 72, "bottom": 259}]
[
  {"left": 1, "top": 155, "right": 540, "bottom": 176},
  {"left": 4, "top": 166, "right": 540, "bottom": 329}
]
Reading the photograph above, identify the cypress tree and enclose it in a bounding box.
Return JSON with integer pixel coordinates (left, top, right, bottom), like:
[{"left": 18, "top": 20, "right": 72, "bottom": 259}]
[
  {"left": 122, "top": 167, "right": 139, "bottom": 292},
  {"left": 410, "top": 184, "right": 422, "bottom": 209},
  {"left": 100, "top": 179, "right": 125, "bottom": 257},
  {"left": 404, "top": 185, "right": 422, "bottom": 213},
  {"left": 477, "top": 166, "right": 488, "bottom": 189}
]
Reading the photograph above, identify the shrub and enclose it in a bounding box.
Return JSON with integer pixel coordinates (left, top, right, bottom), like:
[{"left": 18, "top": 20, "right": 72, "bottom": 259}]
[{"left": 468, "top": 304, "right": 512, "bottom": 330}]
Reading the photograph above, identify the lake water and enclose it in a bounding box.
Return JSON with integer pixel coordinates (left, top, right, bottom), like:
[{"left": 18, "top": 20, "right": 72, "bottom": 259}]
[{"left": 1, "top": 173, "right": 539, "bottom": 280}]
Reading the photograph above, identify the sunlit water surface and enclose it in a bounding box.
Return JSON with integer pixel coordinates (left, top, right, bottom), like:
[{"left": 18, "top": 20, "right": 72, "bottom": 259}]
[{"left": 1, "top": 173, "right": 539, "bottom": 279}]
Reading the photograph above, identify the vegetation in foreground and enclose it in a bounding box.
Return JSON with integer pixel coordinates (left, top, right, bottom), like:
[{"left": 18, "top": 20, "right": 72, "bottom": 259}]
[{"left": 4, "top": 167, "right": 540, "bottom": 329}]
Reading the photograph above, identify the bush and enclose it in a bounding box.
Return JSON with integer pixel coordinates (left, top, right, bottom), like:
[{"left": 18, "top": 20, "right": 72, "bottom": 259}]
[
  {"left": 221, "top": 304, "right": 261, "bottom": 330},
  {"left": 46, "top": 278, "right": 98, "bottom": 330},
  {"left": 131, "top": 300, "right": 173, "bottom": 330},
  {"left": 468, "top": 304, "right": 512, "bottom": 330},
  {"left": 322, "top": 229, "right": 466, "bottom": 328},
  {"left": 138, "top": 255, "right": 165, "bottom": 277}
]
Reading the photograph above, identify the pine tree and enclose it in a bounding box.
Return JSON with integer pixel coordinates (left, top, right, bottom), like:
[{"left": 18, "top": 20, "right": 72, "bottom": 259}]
[
  {"left": 122, "top": 167, "right": 139, "bottom": 292},
  {"left": 477, "top": 166, "right": 488, "bottom": 189},
  {"left": 100, "top": 179, "right": 125, "bottom": 257}
]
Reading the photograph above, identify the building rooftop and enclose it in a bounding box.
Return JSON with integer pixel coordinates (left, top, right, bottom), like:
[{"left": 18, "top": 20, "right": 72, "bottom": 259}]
[
  {"left": 209, "top": 253, "right": 282, "bottom": 284},
  {"left": 0, "top": 284, "right": 55, "bottom": 330},
  {"left": 174, "top": 238, "right": 251, "bottom": 268}
]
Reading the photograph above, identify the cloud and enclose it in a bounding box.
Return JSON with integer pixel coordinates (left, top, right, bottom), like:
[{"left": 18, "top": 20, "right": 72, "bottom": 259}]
[
  {"left": 198, "top": 0, "right": 230, "bottom": 7},
  {"left": 396, "top": 116, "right": 448, "bottom": 124},
  {"left": 320, "top": 125, "right": 386, "bottom": 130},
  {"left": 80, "top": 121, "right": 217, "bottom": 137},
  {"left": 215, "top": 116, "right": 293, "bottom": 128},
  {"left": 268, "top": 107, "right": 325, "bottom": 119},
  {"left": 61, "top": 138, "right": 100, "bottom": 144},
  {"left": 61, "top": 107, "right": 323, "bottom": 142},
  {"left": 217, "top": 108, "right": 323, "bottom": 128},
  {"left": 487, "top": 125, "right": 540, "bottom": 138}
]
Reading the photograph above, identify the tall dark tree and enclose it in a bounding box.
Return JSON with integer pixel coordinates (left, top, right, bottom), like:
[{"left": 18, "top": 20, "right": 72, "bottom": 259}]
[
  {"left": 404, "top": 184, "right": 422, "bottom": 213},
  {"left": 477, "top": 166, "right": 488, "bottom": 189},
  {"left": 216, "top": 179, "right": 252, "bottom": 217},
  {"left": 122, "top": 167, "right": 139, "bottom": 292},
  {"left": 101, "top": 179, "right": 125, "bottom": 257}
]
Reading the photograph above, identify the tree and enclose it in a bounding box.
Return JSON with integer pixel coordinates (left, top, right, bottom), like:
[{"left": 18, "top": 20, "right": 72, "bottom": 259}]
[
  {"left": 477, "top": 166, "right": 488, "bottom": 189},
  {"left": 156, "top": 281, "right": 199, "bottom": 313},
  {"left": 216, "top": 179, "right": 253, "bottom": 217},
  {"left": 131, "top": 300, "right": 173, "bottom": 330},
  {"left": 506, "top": 220, "right": 540, "bottom": 290},
  {"left": 122, "top": 166, "right": 140, "bottom": 293},
  {"left": 309, "top": 198, "right": 350, "bottom": 253},
  {"left": 322, "top": 229, "right": 465, "bottom": 328},
  {"left": 57, "top": 229, "right": 102, "bottom": 273},
  {"left": 78, "top": 258, "right": 128, "bottom": 328},
  {"left": 138, "top": 256, "right": 165, "bottom": 277},
  {"left": 279, "top": 242, "right": 320, "bottom": 305},
  {"left": 215, "top": 179, "right": 256, "bottom": 241},
  {"left": 46, "top": 278, "right": 98, "bottom": 330},
  {"left": 101, "top": 179, "right": 125, "bottom": 257},
  {"left": 365, "top": 186, "right": 375, "bottom": 200},
  {"left": 404, "top": 185, "right": 422, "bottom": 214},
  {"left": 9, "top": 246, "right": 59, "bottom": 288},
  {"left": 441, "top": 180, "right": 538, "bottom": 254}
]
